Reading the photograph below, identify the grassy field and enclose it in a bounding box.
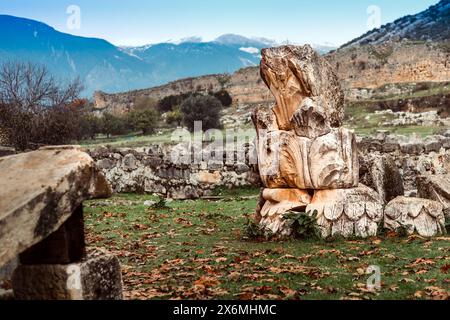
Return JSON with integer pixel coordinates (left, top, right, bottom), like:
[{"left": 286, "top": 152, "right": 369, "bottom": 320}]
[{"left": 84, "top": 188, "right": 450, "bottom": 300}]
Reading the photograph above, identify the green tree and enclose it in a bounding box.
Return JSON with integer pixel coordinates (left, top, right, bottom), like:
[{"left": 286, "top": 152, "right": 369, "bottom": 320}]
[
  {"left": 213, "top": 90, "right": 232, "bottom": 107},
  {"left": 165, "top": 107, "right": 183, "bottom": 126},
  {"left": 101, "top": 113, "right": 127, "bottom": 138},
  {"left": 180, "top": 95, "right": 222, "bottom": 132},
  {"left": 79, "top": 113, "right": 102, "bottom": 140},
  {"left": 128, "top": 108, "right": 159, "bottom": 135}
]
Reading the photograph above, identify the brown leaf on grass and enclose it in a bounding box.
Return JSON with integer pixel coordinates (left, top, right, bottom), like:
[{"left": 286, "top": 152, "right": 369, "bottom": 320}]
[
  {"left": 174, "top": 217, "right": 193, "bottom": 227},
  {"left": 239, "top": 292, "right": 254, "bottom": 300},
  {"left": 278, "top": 286, "right": 296, "bottom": 298},
  {"left": 133, "top": 223, "right": 148, "bottom": 230},
  {"left": 227, "top": 272, "right": 240, "bottom": 281},
  {"left": 425, "top": 286, "right": 449, "bottom": 300},
  {"left": 440, "top": 264, "right": 450, "bottom": 274},
  {"left": 194, "top": 276, "right": 220, "bottom": 287}
]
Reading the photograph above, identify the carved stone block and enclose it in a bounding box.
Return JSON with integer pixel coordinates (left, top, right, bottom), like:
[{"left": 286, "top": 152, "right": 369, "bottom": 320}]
[
  {"left": 384, "top": 196, "right": 446, "bottom": 237},
  {"left": 259, "top": 188, "right": 312, "bottom": 236},
  {"left": 306, "top": 185, "right": 384, "bottom": 238},
  {"left": 255, "top": 128, "right": 359, "bottom": 190}
]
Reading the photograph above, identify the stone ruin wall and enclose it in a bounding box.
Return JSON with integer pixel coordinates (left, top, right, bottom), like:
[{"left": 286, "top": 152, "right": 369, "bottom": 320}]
[{"left": 90, "top": 132, "right": 450, "bottom": 199}]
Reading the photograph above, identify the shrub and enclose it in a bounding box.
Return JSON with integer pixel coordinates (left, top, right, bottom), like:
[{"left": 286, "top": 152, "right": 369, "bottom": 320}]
[
  {"left": 213, "top": 90, "right": 232, "bottom": 107},
  {"left": 282, "top": 210, "right": 320, "bottom": 239},
  {"left": 243, "top": 217, "right": 273, "bottom": 241},
  {"left": 100, "top": 113, "right": 128, "bottom": 138},
  {"left": 165, "top": 107, "right": 183, "bottom": 126},
  {"left": 128, "top": 108, "right": 159, "bottom": 135},
  {"left": 78, "top": 113, "right": 102, "bottom": 140},
  {"left": 180, "top": 95, "right": 222, "bottom": 132}
]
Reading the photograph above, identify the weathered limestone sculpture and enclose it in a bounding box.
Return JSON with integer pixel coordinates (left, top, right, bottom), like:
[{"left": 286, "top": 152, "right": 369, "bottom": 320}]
[
  {"left": 384, "top": 196, "right": 446, "bottom": 237},
  {"left": 0, "top": 146, "right": 123, "bottom": 300},
  {"left": 253, "top": 45, "right": 381, "bottom": 238}
]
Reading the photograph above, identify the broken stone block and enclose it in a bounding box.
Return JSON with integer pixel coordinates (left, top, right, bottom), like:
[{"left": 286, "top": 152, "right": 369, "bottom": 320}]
[
  {"left": 306, "top": 184, "right": 384, "bottom": 238},
  {"left": 416, "top": 174, "right": 450, "bottom": 218},
  {"left": 400, "top": 142, "right": 425, "bottom": 155},
  {"left": 290, "top": 97, "right": 331, "bottom": 138},
  {"left": 256, "top": 128, "right": 358, "bottom": 190},
  {"left": 424, "top": 136, "right": 442, "bottom": 153},
  {"left": 12, "top": 250, "right": 123, "bottom": 300},
  {"left": 0, "top": 146, "right": 112, "bottom": 267},
  {"left": 384, "top": 196, "right": 446, "bottom": 237},
  {"left": 359, "top": 154, "right": 404, "bottom": 203},
  {"left": 258, "top": 188, "right": 312, "bottom": 237},
  {"left": 308, "top": 128, "right": 359, "bottom": 189},
  {"left": 260, "top": 45, "right": 344, "bottom": 130}
]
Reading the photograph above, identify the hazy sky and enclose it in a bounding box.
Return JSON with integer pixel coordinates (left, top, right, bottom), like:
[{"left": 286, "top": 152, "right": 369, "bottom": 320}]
[{"left": 1, "top": 0, "right": 440, "bottom": 46}]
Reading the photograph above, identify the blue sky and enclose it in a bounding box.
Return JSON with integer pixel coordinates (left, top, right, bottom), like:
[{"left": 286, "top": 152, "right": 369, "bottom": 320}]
[{"left": 0, "top": 0, "right": 440, "bottom": 46}]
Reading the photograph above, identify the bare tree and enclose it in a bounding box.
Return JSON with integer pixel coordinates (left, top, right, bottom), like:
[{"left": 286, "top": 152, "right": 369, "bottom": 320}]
[{"left": 0, "top": 62, "right": 84, "bottom": 150}]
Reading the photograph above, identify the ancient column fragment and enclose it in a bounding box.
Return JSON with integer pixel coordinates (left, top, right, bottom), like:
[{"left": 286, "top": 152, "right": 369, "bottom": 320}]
[
  {"left": 259, "top": 188, "right": 312, "bottom": 236},
  {"left": 306, "top": 185, "right": 384, "bottom": 238},
  {"left": 253, "top": 44, "right": 362, "bottom": 238},
  {"left": 384, "top": 196, "right": 446, "bottom": 237},
  {"left": 260, "top": 45, "right": 344, "bottom": 131}
]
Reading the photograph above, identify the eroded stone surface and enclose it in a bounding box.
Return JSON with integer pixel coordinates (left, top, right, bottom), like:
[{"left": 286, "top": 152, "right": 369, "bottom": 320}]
[
  {"left": 417, "top": 174, "right": 450, "bottom": 218},
  {"left": 12, "top": 249, "right": 123, "bottom": 300},
  {"left": 384, "top": 196, "right": 446, "bottom": 237},
  {"left": 359, "top": 154, "right": 404, "bottom": 203},
  {"left": 306, "top": 184, "right": 384, "bottom": 238},
  {"left": 0, "top": 146, "right": 111, "bottom": 267},
  {"left": 255, "top": 128, "right": 358, "bottom": 190},
  {"left": 260, "top": 45, "right": 344, "bottom": 130},
  {"left": 258, "top": 188, "right": 312, "bottom": 237}
]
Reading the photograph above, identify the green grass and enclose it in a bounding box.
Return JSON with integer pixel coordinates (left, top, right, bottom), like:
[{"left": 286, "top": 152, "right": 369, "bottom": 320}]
[
  {"left": 84, "top": 189, "right": 450, "bottom": 300},
  {"left": 78, "top": 130, "right": 177, "bottom": 149}
]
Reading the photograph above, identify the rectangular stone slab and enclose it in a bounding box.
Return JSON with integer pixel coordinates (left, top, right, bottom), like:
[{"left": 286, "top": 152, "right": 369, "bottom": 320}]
[{"left": 0, "top": 146, "right": 111, "bottom": 267}]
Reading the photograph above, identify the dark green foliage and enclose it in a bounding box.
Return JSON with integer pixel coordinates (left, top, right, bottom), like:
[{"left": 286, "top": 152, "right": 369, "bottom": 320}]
[
  {"left": 100, "top": 113, "right": 128, "bottom": 138},
  {"left": 213, "top": 90, "right": 232, "bottom": 107},
  {"left": 78, "top": 113, "right": 102, "bottom": 140},
  {"left": 165, "top": 107, "right": 183, "bottom": 126},
  {"left": 180, "top": 95, "right": 222, "bottom": 132},
  {"left": 243, "top": 217, "right": 272, "bottom": 240},
  {"left": 283, "top": 210, "right": 321, "bottom": 240},
  {"left": 128, "top": 108, "right": 159, "bottom": 135},
  {"left": 150, "top": 197, "right": 169, "bottom": 210},
  {"left": 157, "top": 93, "right": 195, "bottom": 113}
]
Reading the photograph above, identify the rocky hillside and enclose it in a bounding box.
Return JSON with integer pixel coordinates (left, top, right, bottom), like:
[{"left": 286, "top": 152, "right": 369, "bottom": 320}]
[
  {"left": 341, "top": 0, "right": 449, "bottom": 47},
  {"left": 326, "top": 41, "right": 449, "bottom": 91},
  {"left": 94, "top": 40, "right": 449, "bottom": 116},
  {"left": 93, "top": 1, "right": 450, "bottom": 116},
  {"left": 93, "top": 67, "right": 273, "bottom": 115}
]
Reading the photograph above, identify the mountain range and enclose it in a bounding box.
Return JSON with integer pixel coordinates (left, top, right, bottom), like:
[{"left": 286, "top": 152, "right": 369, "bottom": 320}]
[
  {"left": 0, "top": 15, "right": 335, "bottom": 96},
  {"left": 342, "top": 0, "right": 449, "bottom": 47},
  {"left": 0, "top": 0, "right": 448, "bottom": 97}
]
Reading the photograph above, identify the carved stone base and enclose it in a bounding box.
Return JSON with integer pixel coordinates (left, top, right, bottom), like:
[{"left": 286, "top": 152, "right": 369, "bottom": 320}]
[
  {"left": 258, "top": 188, "right": 312, "bottom": 237},
  {"left": 384, "top": 196, "right": 446, "bottom": 237},
  {"left": 306, "top": 184, "right": 384, "bottom": 238},
  {"left": 12, "top": 250, "right": 123, "bottom": 300}
]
